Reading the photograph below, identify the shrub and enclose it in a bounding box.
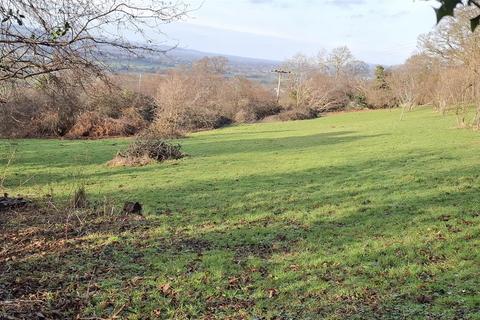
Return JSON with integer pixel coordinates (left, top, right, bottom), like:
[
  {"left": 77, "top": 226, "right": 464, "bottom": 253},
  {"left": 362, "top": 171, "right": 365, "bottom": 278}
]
[
  {"left": 27, "top": 112, "right": 65, "bottom": 137},
  {"left": 0, "top": 90, "right": 41, "bottom": 138},
  {"left": 2, "top": 58, "right": 284, "bottom": 139},
  {"left": 148, "top": 118, "right": 186, "bottom": 139},
  {"left": 152, "top": 59, "right": 280, "bottom": 136},
  {"left": 1, "top": 73, "right": 89, "bottom": 138},
  {"left": 66, "top": 108, "right": 147, "bottom": 139},
  {"left": 346, "top": 91, "right": 367, "bottom": 109},
  {"left": 0, "top": 78, "right": 82, "bottom": 138},
  {"left": 234, "top": 109, "right": 257, "bottom": 123},
  {"left": 277, "top": 108, "right": 318, "bottom": 121},
  {"left": 221, "top": 77, "right": 280, "bottom": 122},
  {"left": 0, "top": 73, "right": 158, "bottom": 139},
  {"left": 363, "top": 86, "right": 397, "bottom": 109},
  {"left": 119, "top": 107, "right": 148, "bottom": 132},
  {"left": 88, "top": 85, "right": 157, "bottom": 121}
]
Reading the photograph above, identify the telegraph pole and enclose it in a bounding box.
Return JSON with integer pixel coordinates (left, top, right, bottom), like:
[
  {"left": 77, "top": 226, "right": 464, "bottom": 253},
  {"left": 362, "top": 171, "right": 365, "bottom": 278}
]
[
  {"left": 137, "top": 73, "right": 142, "bottom": 93},
  {"left": 272, "top": 69, "right": 291, "bottom": 103}
]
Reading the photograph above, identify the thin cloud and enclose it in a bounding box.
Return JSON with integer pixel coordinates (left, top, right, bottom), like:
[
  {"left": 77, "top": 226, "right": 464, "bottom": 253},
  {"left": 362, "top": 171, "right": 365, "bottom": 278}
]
[{"left": 325, "top": 0, "right": 366, "bottom": 7}]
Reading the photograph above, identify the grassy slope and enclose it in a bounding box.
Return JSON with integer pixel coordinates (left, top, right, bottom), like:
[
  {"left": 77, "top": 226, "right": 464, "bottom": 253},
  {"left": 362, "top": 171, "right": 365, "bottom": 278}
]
[{"left": 1, "top": 108, "right": 480, "bottom": 319}]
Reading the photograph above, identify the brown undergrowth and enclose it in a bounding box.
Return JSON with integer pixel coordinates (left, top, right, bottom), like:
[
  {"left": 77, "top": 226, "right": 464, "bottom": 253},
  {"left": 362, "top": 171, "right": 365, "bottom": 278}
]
[{"left": 0, "top": 198, "right": 147, "bottom": 319}]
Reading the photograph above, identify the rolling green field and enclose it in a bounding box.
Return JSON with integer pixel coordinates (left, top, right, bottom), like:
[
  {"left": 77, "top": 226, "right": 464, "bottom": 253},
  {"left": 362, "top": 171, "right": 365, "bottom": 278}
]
[{"left": 1, "top": 108, "right": 480, "bottom": 319}]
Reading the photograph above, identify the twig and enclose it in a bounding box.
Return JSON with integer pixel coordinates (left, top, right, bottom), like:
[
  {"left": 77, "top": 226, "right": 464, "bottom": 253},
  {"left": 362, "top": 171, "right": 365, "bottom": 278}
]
[
  {"left": 0, "top": 145, "right": 17, "bottom": 191},
  {"left": 0, "top": 299, "right": 45, "bottom": 305},
  {"left": 110, "top": 303, "right": 127, "bottom": 319},
  {"left": 471, "top": 0, "right": 480, "bottom": 10}
]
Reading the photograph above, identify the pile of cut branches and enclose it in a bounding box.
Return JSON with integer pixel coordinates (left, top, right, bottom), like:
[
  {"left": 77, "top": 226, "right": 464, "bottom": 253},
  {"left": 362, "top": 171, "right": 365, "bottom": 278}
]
[{"left": 108, "top": 135, "right": 185, "bottom": 167}]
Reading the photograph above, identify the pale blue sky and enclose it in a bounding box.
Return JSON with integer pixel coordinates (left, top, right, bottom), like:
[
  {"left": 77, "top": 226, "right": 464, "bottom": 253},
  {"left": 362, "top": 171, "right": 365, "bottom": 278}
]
[{"left": 158, "top": 0, "right": 438, "bottom": 65}]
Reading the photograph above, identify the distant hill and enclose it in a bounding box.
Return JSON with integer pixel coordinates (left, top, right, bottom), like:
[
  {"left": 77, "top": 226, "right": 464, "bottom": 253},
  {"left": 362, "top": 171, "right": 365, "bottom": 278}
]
[
  {"left": 104, "top": 46, "right": 281, "bottom": 84},
  {"left": 103, "top": 45, "right": 377, "bottom": 84}
]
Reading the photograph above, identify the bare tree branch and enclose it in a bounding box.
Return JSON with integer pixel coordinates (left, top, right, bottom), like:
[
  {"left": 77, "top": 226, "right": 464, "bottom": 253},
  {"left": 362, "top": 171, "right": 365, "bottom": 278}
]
[{"left": 0, "top": 0, "right": 189, "bottom": 82}]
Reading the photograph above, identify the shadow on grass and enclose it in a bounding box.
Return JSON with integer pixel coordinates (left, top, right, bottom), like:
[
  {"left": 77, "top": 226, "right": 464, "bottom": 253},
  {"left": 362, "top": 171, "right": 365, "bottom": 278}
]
[
  {"left": 186, "top": 131, "right": 385, "bottom": 157},
  {"left": 2, "top": 150, "right": 479, "bottom": 319},
  {"left": 193, "top": 129, "right": 297, "bottom": 137},
  {"left": 0, "top": 139, "right": 130, "bottom": 169},
  {"left": 4, "top": 131, "right": 387, "bottom": 189}
]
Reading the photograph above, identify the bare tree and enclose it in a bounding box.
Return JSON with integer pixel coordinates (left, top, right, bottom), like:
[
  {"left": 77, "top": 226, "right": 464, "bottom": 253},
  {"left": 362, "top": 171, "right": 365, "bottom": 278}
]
[
  {"left": 282, "top": 47, "right": 368, "bottom": 113},
  {"left": 0, "top": 0, "right": 189, "bottom": 82},
  {"left": 436, "top": 67, "right": 474, "bottom": 126},
  {"left": 193, "top": 56, "right": 229, "bottom": 75},
  {"left": 434, "top": 0, "right": 480, "bottom": 31},
  {"left": 152, "top": 57, "right": 279, "bottom": 137},
  {"left": 419, "top": 6, "right": 480, "bottom": 127},
  {"left": 327, "top": 46, "right": 355, "bottom": 78},
  {"left": 388, "top": 53, "right": 440, "bottom": 115},
  {"left": 282, "top": 53, "right": 316, "bottom": 109},
  {"left": 420, "top": 7, "right": 480, "bottom": 66},
  {"left": 389, "top": 65, "right": 418, "bottom": 119}
]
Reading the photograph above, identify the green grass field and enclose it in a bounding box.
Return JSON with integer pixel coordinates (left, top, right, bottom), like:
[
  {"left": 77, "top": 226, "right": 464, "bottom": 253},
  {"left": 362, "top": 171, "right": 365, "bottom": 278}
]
[{"left": 1, "top": 108, "right": 480, "bottom": 319}]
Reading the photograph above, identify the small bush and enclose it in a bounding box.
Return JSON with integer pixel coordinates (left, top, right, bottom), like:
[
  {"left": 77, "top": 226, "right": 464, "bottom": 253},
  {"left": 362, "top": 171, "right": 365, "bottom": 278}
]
[
  {"left": 88, "top": 86, "right": 157, "bottom": 121},
  {"left": 153, "top": 60, "right": 279, "bottom": 135},
  {"left": 234, "top": 109, "right": 257, "bottom": 123},
  {"left": 363, "top": 86, "right": 396, "bottom": 109},
  {"left": 151, "top": 106, "right": 229, "bottom": 138},
  {"left": 0, "top": 85, "right": 78, "bottom": 138},
  {"left": 148, "top": 120, "right": 186, "bottom": 139},
  {"left": 27, "top": 111, "right": 65, "bottom": 137},
  {"left": 119, "top": 107, "right": 148, "bottom": 131},
  {"left": 277, "top": 108, "right": 318, "bottom": 121},
  {"left": 66, "top": 110, "right": 146, "bottom": 138},
  {"left": 0, "top": 73, "right": 158, "bottom": 139},
  {"left": 0, "top": 91, "right": 37, "bottom": 138},
  {"left": 108, "top": 135, "right": 184, "bottom": 167}
]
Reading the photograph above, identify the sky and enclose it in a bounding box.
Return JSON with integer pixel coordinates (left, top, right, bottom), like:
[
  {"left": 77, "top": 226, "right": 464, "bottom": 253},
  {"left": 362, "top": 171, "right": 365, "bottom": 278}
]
[{"left": 157, "top": 0, "right": 439, "bottom": 65}]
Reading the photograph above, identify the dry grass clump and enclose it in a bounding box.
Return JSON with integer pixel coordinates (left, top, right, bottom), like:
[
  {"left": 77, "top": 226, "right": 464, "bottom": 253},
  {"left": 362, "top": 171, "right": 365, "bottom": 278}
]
[
  {"left": 71, "top": 185, "right": 88, "bottom": 209},
  {"left": 108, "top": 135, "right": 184, "bottom": 167}
]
